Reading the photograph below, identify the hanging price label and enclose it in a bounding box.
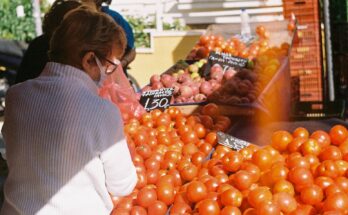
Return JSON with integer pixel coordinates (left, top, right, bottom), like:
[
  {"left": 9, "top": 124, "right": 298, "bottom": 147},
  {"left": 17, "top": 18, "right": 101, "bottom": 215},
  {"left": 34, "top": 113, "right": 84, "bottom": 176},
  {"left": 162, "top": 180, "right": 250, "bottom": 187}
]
[
  {"left": 140, "top": 88, "right": 174, "bottom": 111},
  {"left": 217, "top": 131, "right": 250, "bottom": 151}
]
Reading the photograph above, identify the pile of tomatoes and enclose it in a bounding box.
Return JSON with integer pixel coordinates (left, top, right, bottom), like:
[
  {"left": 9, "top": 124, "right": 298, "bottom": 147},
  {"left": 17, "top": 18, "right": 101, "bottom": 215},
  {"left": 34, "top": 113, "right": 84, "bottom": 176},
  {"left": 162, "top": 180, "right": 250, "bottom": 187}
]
[{"left": 112, "top": 103, "right": 348, "bottom": 215}]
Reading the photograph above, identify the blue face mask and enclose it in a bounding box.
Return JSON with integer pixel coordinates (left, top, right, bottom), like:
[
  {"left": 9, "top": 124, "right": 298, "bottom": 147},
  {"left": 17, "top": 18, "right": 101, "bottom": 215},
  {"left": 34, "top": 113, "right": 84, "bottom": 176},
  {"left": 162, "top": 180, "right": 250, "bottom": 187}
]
[{"left": 94, "top": 56, "right": 107, "bottom": 87}]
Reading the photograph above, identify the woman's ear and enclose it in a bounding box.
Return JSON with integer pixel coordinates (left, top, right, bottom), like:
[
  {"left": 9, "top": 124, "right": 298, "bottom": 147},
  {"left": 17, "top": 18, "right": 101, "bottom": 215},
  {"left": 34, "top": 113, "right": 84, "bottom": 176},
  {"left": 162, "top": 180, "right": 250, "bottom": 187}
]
[{"left": 82, "top": 51, "right": 99, "bottom": 80}]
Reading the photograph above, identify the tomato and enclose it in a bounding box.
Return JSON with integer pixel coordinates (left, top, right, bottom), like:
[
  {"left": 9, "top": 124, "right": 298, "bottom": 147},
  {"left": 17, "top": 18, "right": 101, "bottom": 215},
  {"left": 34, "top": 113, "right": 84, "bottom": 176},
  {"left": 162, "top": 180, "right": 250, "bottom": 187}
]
[
  {"left": 130, "top": 206, "right": 147, "bottom": 215},
  {"left": 230, "top": 170, "right": 253, "bottom": 190},
  {"left": 157, "top": 181, "right": 174, "bottom": 206},
  {"left": 273, "top": 192, "right": 297, "bottom": 213},
  {"left": 221, "top": 151, "right": 243, "bottom": 172},
  {"left": 145, "top": 158, "right": 160, "bottom": 171},
  {"left": 157, "top": 135, "right": 171, "bottom": 146},
  {"left": 269, "top": 163, "right": 289, "bottom": 184},
  {"left": 193, "top": 123, "right": 207, "bottom": 139},
  {"left": 136, "top": 144, "right": 152, "bottom": 159},
  {"left": 136, "top": 172, "right": 147, "bottom": 189},
  {"left": 287, "top": 155, "right": 310, "bottom": 170},
  {"left": 146, "top": 170, "right": 159, "bottom": 184},
  {"left": 293, "top": 127, "right": 310, "bottom": 139},
  {"left": 335, "top": 160, "right": 348, "bottom": 176},
  {"left": 315, "top": 176, "right": 335, "bottom": 190},
  {"left": 199, "top": 142, "right": 213, "bottom": 156},
  {"left": 186, "top": 115, "right": 200, "bottom": 128},
  {"left": 256, "top": 201, "right": 281, "bottom": 215},
  {"left": 339, "top": 139, "right": 348, "bottom": 155},
  {"left": 272, "top": 179, "right": 295, "bottom": 196},
  {"left": 316, "top": 160, "right": 339, "bottom": 179},
  {"left": 168, "top": 169, "right": 182, "bottom": 187},
  {"left": 301, "top": 138, "right": 321, "bottom": 156},
  {"left": 136, "top": 187, "right": 157, "bottom": 208},
  {"left": 220, "top": 206, "right": 241, "bottom": 215},
  {"left": 325, "top": 184, "right": 344, "bottom": 197},
  {"left": 335, "top": 177, "right": 348, "bottom": 193},
  {"left": 191, "top": 151, "right": 206, "bottom": 168},
  {"left": 319, "top": 146, "right": 342, "bottom": 161},
  {"left": 322, "top": 192, "right": 348, "bottom": 213},
  {"left": 330, "top": 125, "right": 348, "bottom": 146},
  {"left": 305, "top": 154, "right": 320, "bottom": 167},
  {"left": 288, "top": 167, "right": 314, "bottom": 191},
  {"left": 197, "top": 199, "right": 220, "bottom": 215},
  {"left": 133, "top": 130, "right": 149, "bottom": 146},
  {"left": 155, "top": 113, "right": 171, "bottom": 127},
  {"left": 300, "top": 184, "right": 323, "bottom": 205},
  {"left": 116, "top": 197, "right": 134, "bottom": 212},
  {"left": 182, "top": 143, "right": 199, "bottom": 157},
  {"left": 170, "top": 202, "right": 192, "bottom": 214},
  {"left": 239, "top": 147, "right": 254, "bottom": 160},
  {"left": 252, "top": 149, "right": 272, "bottom": 171},
  {"left": 147, "top": 200, "right": 167, "bottom": 215},
  {"left": 199, "top": 115, "right": 214, "bottom": 130},
  {"left": 287, "top": 137, "right": 306, "bottom": 153},
  {"left": 186, "top": 181, "right": 208, "bottom": 203},
  {"left": 220, "top": 187, "right": 243, "bottom": 207},
  {"left": 161, "top": 159, "right": 176, "bottom": 171},
  {"left": 205, "top": 132, "right": 217, "bottom": 146},
  {"left": 204, "top": 178, "right": 220, "bottom": 192},
  {"left": 288, "top": 204, "right": 316, "bottom": 215},
  {"left": 271, "top": 130, "right": 293, "bottom": 152},
  {"left": 180, "top": 163, "right": 198, "bottom": 182},
  {"left": 311, "top": 130, "right": 331, "bottom": 149},
  {"left": 201, "top": 103, "right": 220, "bottom": 119},
  {"left": 215, "top": 174, "right": 229, "bottom": 184},
  {"left": 164, "top": 151, "right": 181, "bottom": 163}
]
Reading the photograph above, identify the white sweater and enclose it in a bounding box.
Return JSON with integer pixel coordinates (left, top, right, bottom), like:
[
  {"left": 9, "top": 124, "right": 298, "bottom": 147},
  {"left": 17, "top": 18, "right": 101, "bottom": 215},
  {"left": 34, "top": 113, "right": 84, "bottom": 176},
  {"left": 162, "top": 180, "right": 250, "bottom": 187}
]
[{"left": 1, "top": 62, "right": 137, "bottom": 215}]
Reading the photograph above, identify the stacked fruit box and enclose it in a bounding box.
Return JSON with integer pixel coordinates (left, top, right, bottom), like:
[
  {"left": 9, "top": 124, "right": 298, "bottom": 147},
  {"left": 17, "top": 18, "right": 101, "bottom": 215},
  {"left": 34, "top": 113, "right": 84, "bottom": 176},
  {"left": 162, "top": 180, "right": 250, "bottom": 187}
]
[
  {"left": 282, "top": 0, "right": 323, "bottom": 101},
  {"left": 330, "top": 1, "right": 348, "bottom": 98}
]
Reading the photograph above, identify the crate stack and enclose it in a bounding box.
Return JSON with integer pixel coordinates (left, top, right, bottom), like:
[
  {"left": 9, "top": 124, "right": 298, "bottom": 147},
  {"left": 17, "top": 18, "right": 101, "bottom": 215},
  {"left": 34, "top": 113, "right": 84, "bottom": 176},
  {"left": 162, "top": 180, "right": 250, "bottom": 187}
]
[
  {"left": 330, "top": 0, "right": 348, "bottom": 99},
  {"left": 282, "top": 0, "right": 323, "bottom": 101}
]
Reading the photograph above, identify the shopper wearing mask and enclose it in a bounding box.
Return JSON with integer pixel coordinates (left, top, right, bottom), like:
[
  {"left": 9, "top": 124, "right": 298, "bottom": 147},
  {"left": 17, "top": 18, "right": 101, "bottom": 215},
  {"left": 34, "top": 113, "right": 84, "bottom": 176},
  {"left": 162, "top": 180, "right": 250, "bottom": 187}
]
[{"left": 1, "top": 7, "right": 137, "bottom": 215}]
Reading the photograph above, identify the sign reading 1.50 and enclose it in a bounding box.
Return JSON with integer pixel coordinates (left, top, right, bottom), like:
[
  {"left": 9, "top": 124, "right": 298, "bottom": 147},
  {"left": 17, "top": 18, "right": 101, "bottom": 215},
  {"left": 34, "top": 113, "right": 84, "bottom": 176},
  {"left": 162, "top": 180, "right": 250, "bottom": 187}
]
[{"left": 140, "top": 88, "right": 174, "bottom": 111}]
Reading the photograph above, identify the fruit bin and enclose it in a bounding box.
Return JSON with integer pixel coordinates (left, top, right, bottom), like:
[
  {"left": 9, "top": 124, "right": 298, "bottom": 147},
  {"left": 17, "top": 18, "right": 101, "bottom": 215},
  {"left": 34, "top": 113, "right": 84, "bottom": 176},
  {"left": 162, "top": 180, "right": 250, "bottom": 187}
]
[{"left": 282, "top": 0, "right": 320, "bottom": 24}]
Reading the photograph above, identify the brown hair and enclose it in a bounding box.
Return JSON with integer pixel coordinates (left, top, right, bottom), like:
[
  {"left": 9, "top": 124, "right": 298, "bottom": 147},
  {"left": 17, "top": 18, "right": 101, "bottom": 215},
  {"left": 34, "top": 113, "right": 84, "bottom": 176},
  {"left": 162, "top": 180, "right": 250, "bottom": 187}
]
[
  {"left": 42, "top": 0, "right": 82, "bottom": 38},
  {"left": 49, "top": 6, "right": 126, "bottom": 68},
  {"left": 81, "top": 0, "right": 112, "bottom": 8}
]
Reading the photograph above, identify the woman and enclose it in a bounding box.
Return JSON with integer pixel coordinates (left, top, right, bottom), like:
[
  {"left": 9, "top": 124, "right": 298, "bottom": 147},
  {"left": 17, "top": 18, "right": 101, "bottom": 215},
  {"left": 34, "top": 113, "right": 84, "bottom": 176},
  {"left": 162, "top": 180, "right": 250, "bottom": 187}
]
[
  {"left": 15, "top": 0, "right": 82, "bottom": 84},
  {"left": 1, "top": 7, "right": 137, "bottom": 215}
]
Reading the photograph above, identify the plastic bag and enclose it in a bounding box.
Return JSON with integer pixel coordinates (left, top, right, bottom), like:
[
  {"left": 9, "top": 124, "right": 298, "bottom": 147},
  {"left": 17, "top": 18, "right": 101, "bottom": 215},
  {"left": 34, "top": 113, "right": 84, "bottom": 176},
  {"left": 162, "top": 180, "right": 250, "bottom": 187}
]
[{"left": 99, "top": 66, "right": 145, "bottom": 123}]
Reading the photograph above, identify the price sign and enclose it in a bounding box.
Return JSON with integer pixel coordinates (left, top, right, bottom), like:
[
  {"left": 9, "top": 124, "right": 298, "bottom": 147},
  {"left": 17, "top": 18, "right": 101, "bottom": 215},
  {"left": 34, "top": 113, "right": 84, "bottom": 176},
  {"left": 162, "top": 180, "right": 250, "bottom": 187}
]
[
  {"left": 217, "top": 131, "right": 250, "bottom": 151},
  {"left": 204, "top": 51, "right": 249, "bottom": 76},
  {"left": 140, "top": 88, "right": 174, "bottom": 111}
]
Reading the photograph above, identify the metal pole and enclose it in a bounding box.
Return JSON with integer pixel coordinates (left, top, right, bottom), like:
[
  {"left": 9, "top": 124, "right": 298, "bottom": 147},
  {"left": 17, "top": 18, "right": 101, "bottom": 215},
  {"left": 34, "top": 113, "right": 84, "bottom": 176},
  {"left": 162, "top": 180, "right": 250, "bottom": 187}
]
[
  {"left": 32, "top": 0, "right": 42, "bottom": 36},
  {"left": 323, "top": 0, "right": 335, "bottom": 101}
]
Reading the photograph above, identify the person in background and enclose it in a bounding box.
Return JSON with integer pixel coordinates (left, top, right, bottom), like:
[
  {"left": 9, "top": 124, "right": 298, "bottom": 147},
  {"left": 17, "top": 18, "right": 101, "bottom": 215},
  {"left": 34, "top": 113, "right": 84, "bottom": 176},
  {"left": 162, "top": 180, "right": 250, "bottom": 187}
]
[
  {"left": 83, "top": 0, "right": 136, "bottom": 76},
  {"left": 15, "top": 0, "right": 82, "bottom": 84},
  {"left": 1, "top": 7, "right": 137, "bottom": 215}
]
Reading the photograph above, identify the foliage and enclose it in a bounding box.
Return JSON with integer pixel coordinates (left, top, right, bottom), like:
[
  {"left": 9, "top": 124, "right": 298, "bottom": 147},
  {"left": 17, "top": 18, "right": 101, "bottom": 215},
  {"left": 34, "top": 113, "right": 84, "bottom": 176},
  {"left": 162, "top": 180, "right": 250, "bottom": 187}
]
[
  {"left": 0, "top": 0, "right": 49, "bottom": 42},
  {"left": 126, "top": 16, "right": 188, "bottom": 48}
]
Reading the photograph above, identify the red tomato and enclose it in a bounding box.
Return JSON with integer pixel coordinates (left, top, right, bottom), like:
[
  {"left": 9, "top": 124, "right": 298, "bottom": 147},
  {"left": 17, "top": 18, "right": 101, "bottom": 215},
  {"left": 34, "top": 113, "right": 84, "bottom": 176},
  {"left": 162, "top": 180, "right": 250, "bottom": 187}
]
[
  {"left": 170, "top": 202, "right": 192, "bottom": 214},
  {"left": 322, "top": 192, "right": 348, "bottom": 213},
  {"left": 220, "top": 206, "right": 241, "bottom": 215},
  {"left": 288, "top": 167, "right": 314, "bottom": 190},
  {"left": 191, "top": 151, "right": 206, "bottom": 167},
  {"left": 301, "top": 138, "right": 321, "bottom": 156},
  {"left": 271, "top": 130, "right": 293, "bottom": 152},
  {"left": 315, "top": 176, "right": 335, "bottom": 190},
  {"left": 329, "top": 125, "right": 348, "bottom": 146},
  {"left": 325, "top": 184, "right": 344, "bottom": 197},
  {"left": 116, "top": 197, "right": 134, "bottom": 212},
  {"left": 205, "top": 132, "right": 218, "bottom": 146},
  {"left": 221, "top": 151, "right": 243, "bottom": 172},
  {"left": 145, "top": 158, "right": 160, "bottom": 171},
  {"left": 155, "top": 113, "right": 171, "bottom": 127},
  {"left": 293, "top": 127, "right": 310, "bottom": 139},
  {"left": 230, "top": 170, "right": 253, "bottom": 190},
  {"left": 193, "top": 123, "right": 207, "bottom": 139},
  {"left": 180, "top": 164, "right": 198, "bottom": 182},
  {"left": 335, "top": 176, "right": 348, "bottom": 193},
  {"left": 160, "top": 159, "right": 176, "bottom": 171},
  {"left": 311, "top": 130, "right": 331, "bottom": 149},
  {"left": 136, "top": 172, "right": 147, "bottom": 189},
  {"left": 287, "top": 155, "right": 310, "bottom": 170},
  {"left": 273, "top": 192, "right": 297, "bottom": 213},
  {"left": 287, "top": 137, "right": 307, "bottom": 153},
  {"left": 168, "top": 169, "right": 182, "bottom": 187},
  {"left": 288, "top": 205, "right": 316, "bottom": 215},
  {"left": 272, "top": 179, "right": 295, "bottom": 196},
  {"left": 220, "top": 187, "right": 243, "bottom": 207},
  {"left": 252, "top": 149, "right": 272, "bottom": 171},
  {"left": 240, "top": 162, "right": 261, "bottom": 183},
  {"left": 182, "top": 143, "right": 199, "bottom": 156},
  {"left": 136, "top": 144, "right": 152, "bottom": 159},
  {"left": 147, "top": 200, "right": 167, "bottom": 215},
  {"left": 319, "top": 146, "right": 342, "bottom": 161},
  {"left": 136, "top": 187, "right": 157, "bottom": 208},
  {"left": 199, "top": 142, "right": 213, "bottom": 156},
  {"left": 300, "top": 184, "right": 324, "bottom": 205},
  {"left": 316, "top": 160, "right": 340, "bottom": 179},
  {"left": 197, "top": 199, "right": 220, "bottom": 215},
  {"left": 130, "top": 206, "right": 147, "bottom": 215},
  {"left": 269, "top": 163, "right": 289, "bottom": 184},
  {"left": 157, "top": 182, "right": 174, "bottom": 206},
  {"left": 204, "top": 178, "right": 220, "bottom": 192},
  {"left": 186, "top": 181, "right": 208, "bottom": 203},
  {"left": 256, "top": 201, "right": 281, "bottom": 215},
  {"left": 146, "top": 170, "right": 159, "bottom": 184}
]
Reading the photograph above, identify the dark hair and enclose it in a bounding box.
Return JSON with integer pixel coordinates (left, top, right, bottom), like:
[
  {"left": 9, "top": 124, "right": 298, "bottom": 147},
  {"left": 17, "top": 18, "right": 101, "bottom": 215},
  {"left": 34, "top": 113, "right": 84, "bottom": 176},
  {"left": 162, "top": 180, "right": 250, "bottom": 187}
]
[
  {"left": 42, "top": 0, "right": 82, "bottom": 38},
  {"left": 93, "top": 0, "right": 112, "bottom": 7},
  {"left": 49, "top": 6, "right": 126, "bottom": 68}
]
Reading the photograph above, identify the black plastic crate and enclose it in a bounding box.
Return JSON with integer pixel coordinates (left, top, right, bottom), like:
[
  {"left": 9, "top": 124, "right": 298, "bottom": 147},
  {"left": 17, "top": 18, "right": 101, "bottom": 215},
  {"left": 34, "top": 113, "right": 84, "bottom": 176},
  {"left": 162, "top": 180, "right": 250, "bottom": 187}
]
[
  {"left": 330, "top": 0, "right": 348, "bottom": 22},
  {"left": 331, "top": 23, "right": 348, "bottom": 54}
]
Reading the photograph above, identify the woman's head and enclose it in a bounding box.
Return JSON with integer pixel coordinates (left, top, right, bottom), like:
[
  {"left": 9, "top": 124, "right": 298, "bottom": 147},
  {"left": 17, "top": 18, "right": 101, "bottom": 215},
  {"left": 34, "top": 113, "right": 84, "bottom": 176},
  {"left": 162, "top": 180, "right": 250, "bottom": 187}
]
[
  {"left": 42, "top": 0, "right": 82, "bottom": 38},
  {"left": 81, "top": 0, "right": 112, "bottom": 8},
  {"left": 49, "top": 7, "right": 126, "bottom": 81}
]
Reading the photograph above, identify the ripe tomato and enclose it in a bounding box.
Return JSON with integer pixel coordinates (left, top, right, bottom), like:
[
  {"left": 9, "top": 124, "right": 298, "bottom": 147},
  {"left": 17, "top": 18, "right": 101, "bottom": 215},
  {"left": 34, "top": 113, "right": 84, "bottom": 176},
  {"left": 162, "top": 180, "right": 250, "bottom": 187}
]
[
  {"left": 220, "top": 188, "right": 243, "bottom": 207},
  {"left": 325, "top": 184, "right": 344, "bottom": 197},
  {"left": 133, "top": 130, "right": 149, "bottom": 146},
  {"left": 240, "top": 162, "right": 261, "bottom": 183},
  {"left": 311, "top": 130, "right": 331, "bottom": 149},
  {"left": 322, "top": 192, "right": 348, "bottom": 213},
  {"left": 180, "top": 164, "right": 198, "bottom": 182},
  {"left": 221, "top": 151, "right": 243, "bottom": 172},
  {"left": 271, "top": 130, "right": 293, "bottom": 152},
  {"left": 145, "top": 158, "right": 160, "bottom": 171},
  {"left": 155, "top": 113, "right": 171, "bottom": 127},
  {"left": 160, "top": 159, "right": 176, "bottom": 171},
  {"left": 197, "top": 199, "right": 220, "bottom": 215},
  {"left": 339, "top": 139, "right": 348, "bottom": 154},
  {"left": 182, "top": 143, "right": 199, "bottom": 157},
  {"left": 130, "top": 206, "right": 147, "bottom": 215},
  {"left": 248, "top": 186, "right": 273, "bottom": 208},
  {"left": 301, "top": 138, "right": 321, "bottom": 156},
  {"left": 205, "top": 132, "right": 218, "bottom": 146},
  {"left": 315, "top": 176, "right": 335, "bottom": 190},
  {"left": 293, "top": 127, "right": 310, "bottom": 139},
  {"left": 269, "top": 163, "right": 289, "bottom": 184},
  {"left": 319, "top": 146, "right": 342, "bottom": 161},
  {"left": 252, "top": 149, "right": 272, "bottom": 171},
  {"left": 168, "top": 169, "right": 182, "bottom": 187},
  {"left": 136, "top": 172, "right": 147, "bottom": 189},
  {"left": 335, "top": 177, "right": 348, "bottom": 193},
  {"left": 287, "top": 155, "right": 310, "bottom": 169},
  {"left": 193, "top": 123, "right": 207, "bottom": 139},
  {"left": 230, "top": 170, "right": 253, "bottom": 190},
  {"left": 288, "top": 204, "right": 316, "bottom": 215},
  {"left": 204, "top": 178, "right": 220, "bottom": 192},
  {"left": 287, "top": 137, "right": 306, "bottom": 153},
  {"left": 186, "top": 115, "right": 200, "bottom": 128},
  {"left": 186, "top": 181, "right": 208, "bottom": 203},
  {"left": 116, "top": 197, "right": 134, "bottom": 212},
  {"left": 147, "top": 200, "right": 167, "bottom": 215},
  {"left": 191, "top": 151, "right": 206, "bottom": 167},
  {"left": 136, "top": 187, "right": 157, "bottom": 208},
  {"left": 199, "top": 115, "right": 214, "bottom": 130},
  {"left": 273, "top": 192, "right": 297, "bottom": 213},
  {"left": 157, "top": 135, "right": 171, "bottom": 146},
  {"left": 300, "top": 184, "right": 324, "bottom": 205},
  {"left": 199, "top": 142, "right": 213, "bottom": 156},
  {"left": 136, "top": 144, "right": 152, "bottom": 159},
  {"left": 146, "top": 169, "right": 159, "bottom": 184},
  {"left": 316, "top": 160, "right": 339, "bottom": 179},
  {"left": 157, "top": 181, "right": 174, "bottom": 206},
  {"left": 170, "top": 202, "right": 192, "bottom": 214},
  {"left": 220, "top": 206, "right": 241, "bottom": 215},
  {"left": 272, "top": 179, "right": 295, "bottom": 196},
  {"left": 256, "top": 201, "right": 281, "bottom": 215},
  {"left": 288, "top": 167, "right": 314, "bottom": 190},
  {"left": 329, "top": 125, "right": 348, "bottom": 146}
]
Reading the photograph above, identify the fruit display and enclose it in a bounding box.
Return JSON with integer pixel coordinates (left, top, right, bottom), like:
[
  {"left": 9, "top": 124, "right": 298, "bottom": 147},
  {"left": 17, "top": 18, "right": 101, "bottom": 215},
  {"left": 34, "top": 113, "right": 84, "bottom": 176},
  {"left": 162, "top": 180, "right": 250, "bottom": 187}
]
[{"left": 112, "top": 109, "right": 348, "bottom": 215}]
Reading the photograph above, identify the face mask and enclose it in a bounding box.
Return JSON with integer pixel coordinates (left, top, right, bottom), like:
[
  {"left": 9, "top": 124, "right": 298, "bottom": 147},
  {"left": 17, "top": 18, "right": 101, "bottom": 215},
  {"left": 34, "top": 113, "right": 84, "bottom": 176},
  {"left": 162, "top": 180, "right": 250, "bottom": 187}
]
[{"left": 94, "top": 56, "right": 107, "bottom": 87}]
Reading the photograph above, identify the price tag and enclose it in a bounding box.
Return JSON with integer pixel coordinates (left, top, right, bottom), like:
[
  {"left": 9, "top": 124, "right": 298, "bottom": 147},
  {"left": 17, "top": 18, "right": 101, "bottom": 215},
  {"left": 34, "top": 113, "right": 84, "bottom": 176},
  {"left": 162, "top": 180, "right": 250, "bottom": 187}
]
[
  {"left": 217, "top": 131, "right": 250, "bottom": 151},
  {"left": 140, "top": 88, "right": 174, "bottom": 111},
  {"left": 204, "top": 51, "right": 249, "bottom": 76}
]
